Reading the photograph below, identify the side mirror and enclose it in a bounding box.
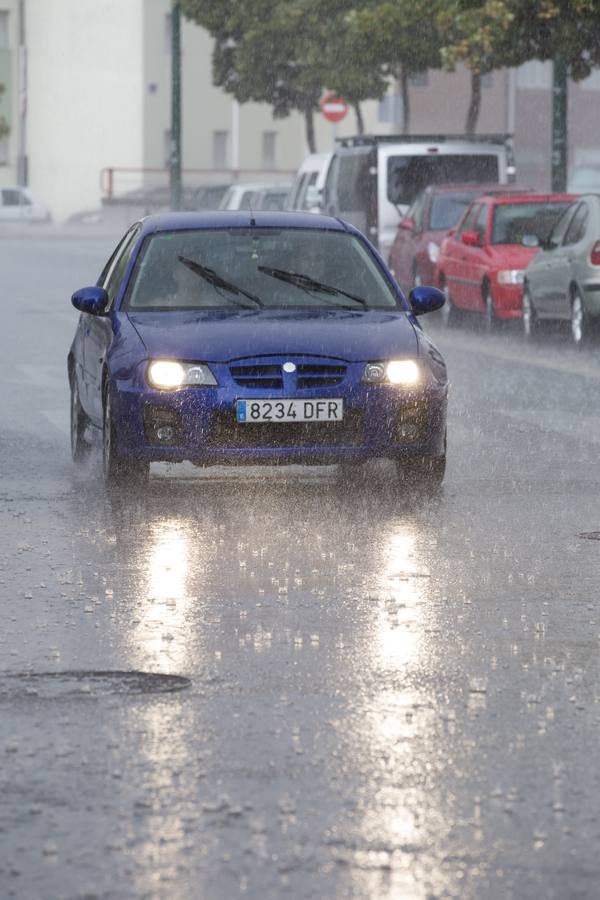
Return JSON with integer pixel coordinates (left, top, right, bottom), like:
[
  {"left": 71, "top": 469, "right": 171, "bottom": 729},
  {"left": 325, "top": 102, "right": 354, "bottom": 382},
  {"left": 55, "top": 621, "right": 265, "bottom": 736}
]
[
  {"left": 409, "top": 285, "right": 445, "bottom": 316},
  {"left": 399, "top": 217, "right": 416, "bottom": 231},
  {"left": 521, "top": 234, "right": 539, "bottom": 248},
  {"left": 71, "top": 286, "right": 109, "bottom": 315},
  {"left": 461, "top": 230, "right": 481, "bottom": 247}
]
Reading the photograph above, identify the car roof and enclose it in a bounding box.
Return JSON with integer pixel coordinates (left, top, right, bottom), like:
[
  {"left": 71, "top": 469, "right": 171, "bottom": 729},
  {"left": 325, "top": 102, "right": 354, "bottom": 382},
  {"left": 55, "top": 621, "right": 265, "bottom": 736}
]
[
  {"left": 482, "top": 192, "right": 575, "bottom": 205},
  {"left": 139, "top": 210, "right": 351, "bottom": 236}
]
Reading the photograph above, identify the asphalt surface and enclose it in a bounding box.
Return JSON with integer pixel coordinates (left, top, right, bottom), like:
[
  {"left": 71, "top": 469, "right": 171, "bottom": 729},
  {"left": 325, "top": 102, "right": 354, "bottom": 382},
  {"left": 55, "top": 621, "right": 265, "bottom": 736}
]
[{"left": 2, "top": 225, "right": 600, "bottom": 899}]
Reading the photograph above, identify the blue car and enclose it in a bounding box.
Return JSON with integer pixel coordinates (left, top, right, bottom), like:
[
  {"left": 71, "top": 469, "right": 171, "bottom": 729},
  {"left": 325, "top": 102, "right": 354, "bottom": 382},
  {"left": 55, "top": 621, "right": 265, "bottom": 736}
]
[{"left": 68, "top": 211, "right": 447, "bottom": 485}]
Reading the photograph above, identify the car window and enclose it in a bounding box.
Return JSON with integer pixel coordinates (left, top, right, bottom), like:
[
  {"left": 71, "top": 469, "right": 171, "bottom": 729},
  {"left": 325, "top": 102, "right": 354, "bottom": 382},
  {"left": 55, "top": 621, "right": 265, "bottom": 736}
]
[
  {"left": 125, "top": 228, "right": 400, "bottom": 311},
  {"left": 563, "top": 203, "right": 589, "bottom": 245},
  {"left": 548, "top": 203, "right": 578, "bottom": 246},
  {"left": 408, "top": 192, "right": 426, "bottom": 230},
  {"left": 2, "top": 188, "right": 29, "bottom": 206},
  {"left": 429, "top": 191, "right": 481, "bottom": 230},
  {"left": 103, "top": 225, "right": 142, "bottom": 307},
  {"left": 299, "top": 172, "right": 318, "bottom": 210},
  {"left": 474, "top": 204, "right": 488, "bottom": 241},
  {"left": 458, "top": 203, "right": 482, "bottom": 235},
  {"left": 491, "top": 201, "right": 572, "bottom": 245},
  {"left": 387, "top": 155, "right": 500, "bottom": 207},
  {"left": 291, "top": 173, "right": 309, "bottom": 209}
]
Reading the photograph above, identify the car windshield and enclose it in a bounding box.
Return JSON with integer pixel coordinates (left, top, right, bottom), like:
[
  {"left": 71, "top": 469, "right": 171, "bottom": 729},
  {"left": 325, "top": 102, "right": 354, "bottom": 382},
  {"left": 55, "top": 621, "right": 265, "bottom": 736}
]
[
  {"left": 429, "top": 191, "right": 482, "bottom": 230},
  {"left": 125, "top": 228, "right": 399, "bottom": 311},
  {"left": 490, "top": 201, "right": 571, "bottom": 245},
  {"left": 387, "top": 154, "right": 500, "bottom": 207}
]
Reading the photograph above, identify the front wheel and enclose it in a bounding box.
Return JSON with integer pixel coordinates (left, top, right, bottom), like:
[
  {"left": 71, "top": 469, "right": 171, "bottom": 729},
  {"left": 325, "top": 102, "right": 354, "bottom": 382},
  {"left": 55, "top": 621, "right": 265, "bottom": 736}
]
[
  {"left": 397, "top": 454, "right": 445, "bottom": 491},
  {"left": 522, "top": 285, "right": 540, "bottom": 339},
  {"left": 103, "top": 386, "right": 149, "bottom": 484},
  {"left": 440, "top": 278, "right": 459, "bottom": 328},
  {"left": 70, "top": 377, "right": 91, "bottom": 463},
  {"left": 571, "top": 289, "right": 592, "bottom": 348},
  {"left": 484, "top": 285, "right": 497, "bottom": 333}
]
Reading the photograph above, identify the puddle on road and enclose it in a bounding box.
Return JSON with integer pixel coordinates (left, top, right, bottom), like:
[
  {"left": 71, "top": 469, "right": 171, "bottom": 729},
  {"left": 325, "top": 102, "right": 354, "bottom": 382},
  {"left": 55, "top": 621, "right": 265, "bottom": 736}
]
[
  {"left": 0, "top": 670, "right": 191, "bottom": 700},
  {"left": 579, "top": 532, "right": 600, "bottom": 541}
]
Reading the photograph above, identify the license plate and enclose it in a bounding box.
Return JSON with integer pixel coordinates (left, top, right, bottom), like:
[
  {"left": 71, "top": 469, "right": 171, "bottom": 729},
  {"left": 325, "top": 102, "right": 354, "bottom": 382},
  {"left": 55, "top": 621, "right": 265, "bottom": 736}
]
[{"left": 236, "top": 399, "right": 343, "bottom": 423}]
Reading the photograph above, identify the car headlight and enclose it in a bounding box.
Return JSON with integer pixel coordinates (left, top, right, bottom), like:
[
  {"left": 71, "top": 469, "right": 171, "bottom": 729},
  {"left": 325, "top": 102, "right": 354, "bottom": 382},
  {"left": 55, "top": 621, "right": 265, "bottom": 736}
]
[
  {"left": 147, "top": 360, "right": 217, "bottom": 389},
  {"left": 363, "top": 360, "right": 421, "bottom": 385},
  {"left": 427, "top": 241, "right": 440, "bottom": 264},
  {"left": 497, "top": 269, "right": 525, "bottom": 285}
]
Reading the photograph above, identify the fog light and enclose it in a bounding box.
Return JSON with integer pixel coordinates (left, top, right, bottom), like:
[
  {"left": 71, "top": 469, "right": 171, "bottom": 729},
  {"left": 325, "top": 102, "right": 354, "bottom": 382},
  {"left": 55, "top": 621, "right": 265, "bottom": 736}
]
[
  {"left": 397, "top": 401, "right": 428, "bottom": 442},
  {"left": 143, "top": 404, "right": 183, "bottom": 446},
  {"left": 156, "top": 426, "right": 174, "bottom": 442}
]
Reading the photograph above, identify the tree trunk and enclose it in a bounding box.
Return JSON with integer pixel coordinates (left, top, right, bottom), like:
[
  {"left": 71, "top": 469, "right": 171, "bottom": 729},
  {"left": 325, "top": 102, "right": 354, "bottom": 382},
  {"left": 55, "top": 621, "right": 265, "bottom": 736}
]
[
  {"left": 304, "top": 109, "right": 316, "bottom": 153},
  {"left": 400, "top": 65, "right": 410, "bottom": 135},
  {"left": 466, "top": 70, "right": 482, "bottom": 136},
  {"left": 353, "top": 101, "right": 364, "bottom": 135}
]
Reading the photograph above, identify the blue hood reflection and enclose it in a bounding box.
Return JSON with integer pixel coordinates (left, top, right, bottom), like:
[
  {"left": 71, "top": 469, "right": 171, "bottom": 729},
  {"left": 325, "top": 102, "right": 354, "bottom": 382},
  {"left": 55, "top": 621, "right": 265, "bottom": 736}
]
[{"left": 127, "top": 308, "right": 419, "bottom": 363}]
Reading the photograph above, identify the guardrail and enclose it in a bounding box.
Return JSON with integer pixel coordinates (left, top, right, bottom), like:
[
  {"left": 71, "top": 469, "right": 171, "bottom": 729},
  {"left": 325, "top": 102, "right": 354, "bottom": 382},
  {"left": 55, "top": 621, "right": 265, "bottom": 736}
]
[{"left": 100, "top": 167, "right": 295, "bottom": 204}]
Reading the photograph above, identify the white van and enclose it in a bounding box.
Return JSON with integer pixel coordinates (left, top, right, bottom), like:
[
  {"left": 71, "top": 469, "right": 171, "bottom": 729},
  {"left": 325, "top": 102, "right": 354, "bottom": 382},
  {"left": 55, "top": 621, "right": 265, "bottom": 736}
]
[
  {"left": 322, "top": 135, "right": 514, "bottom": 260},
  {"left": 286, "top": 152, "right": 333, "bottom": 213}
]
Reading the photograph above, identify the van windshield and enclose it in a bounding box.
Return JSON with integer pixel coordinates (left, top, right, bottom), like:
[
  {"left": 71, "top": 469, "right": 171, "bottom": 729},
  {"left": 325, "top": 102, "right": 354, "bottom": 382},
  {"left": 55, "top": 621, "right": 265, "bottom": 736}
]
[{"left": 388, "top": 155, "right": 500, "bottom": 207}]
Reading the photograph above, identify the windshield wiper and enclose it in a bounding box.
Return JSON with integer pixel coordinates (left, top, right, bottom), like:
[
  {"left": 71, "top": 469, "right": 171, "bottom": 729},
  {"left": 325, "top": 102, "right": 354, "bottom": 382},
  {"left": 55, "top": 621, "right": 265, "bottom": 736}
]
[
  {"left": 178, "top": 256, "right": 263, "bottom": 308},
  {"left": 257, "top": 266, "right": 368, "bottom": 308}
]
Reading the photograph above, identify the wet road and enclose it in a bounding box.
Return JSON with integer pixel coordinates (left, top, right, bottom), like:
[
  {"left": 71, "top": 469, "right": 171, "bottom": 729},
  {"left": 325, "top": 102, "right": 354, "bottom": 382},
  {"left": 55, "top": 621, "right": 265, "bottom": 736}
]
[{"left": 2, "top": 228, "right": 600, "bottom": 899}]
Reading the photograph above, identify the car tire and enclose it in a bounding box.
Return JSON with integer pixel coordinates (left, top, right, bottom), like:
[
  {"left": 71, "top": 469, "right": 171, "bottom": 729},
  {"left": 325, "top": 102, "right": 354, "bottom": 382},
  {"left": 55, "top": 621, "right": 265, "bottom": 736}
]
[
  {"left": 102, "top": 385, "right": 149, "bottom": 484},
  {"left": 522, "top": 285, "right": 540, "bottom": 340},
  {"left": 397, "top": 454, "right": 446, "bottom": 492},
  {"left": 440, "top": 278, "right": 459, "bottom": 327},
  {"left": 571, "top": 288, "right": 592, "bottom": 348},
  {"left": 484, "top": 284, "right": 497, "bottom": 333},
  {"left": 70, "top": 377, "right": 91, "bottom": 463}
]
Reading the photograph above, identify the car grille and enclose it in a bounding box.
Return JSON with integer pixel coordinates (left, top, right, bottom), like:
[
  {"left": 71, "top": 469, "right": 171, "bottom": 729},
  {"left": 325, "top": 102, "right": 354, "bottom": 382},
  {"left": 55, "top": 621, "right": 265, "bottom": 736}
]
[
  {"left": 206, "top": 410, "right": 364, "bottom": 448},
  {"left": 229, "top": 361, "right": 347, "bottom": 390},
  {"left": 230, "top": 364, "right": 283, "bottom": 390},
  {"left": 296, "top": 364, "right": 346, "bottom": 389}
]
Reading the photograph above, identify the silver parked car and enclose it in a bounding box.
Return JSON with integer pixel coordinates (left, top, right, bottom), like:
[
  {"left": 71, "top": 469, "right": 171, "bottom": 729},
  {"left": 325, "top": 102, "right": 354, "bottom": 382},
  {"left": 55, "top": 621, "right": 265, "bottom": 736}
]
[{"left": 522, "top": 194, "right": 600, "bottom": 345}]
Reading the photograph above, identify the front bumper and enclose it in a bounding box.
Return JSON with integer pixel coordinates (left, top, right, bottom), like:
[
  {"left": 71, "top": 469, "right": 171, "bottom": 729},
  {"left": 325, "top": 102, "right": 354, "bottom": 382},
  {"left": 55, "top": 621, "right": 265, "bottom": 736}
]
[
  {"left": 111, "top": 360, "right": 447, "bottom": 465},
  {"left": 492, "top": 283, "right": 524, "bottom": 319}
]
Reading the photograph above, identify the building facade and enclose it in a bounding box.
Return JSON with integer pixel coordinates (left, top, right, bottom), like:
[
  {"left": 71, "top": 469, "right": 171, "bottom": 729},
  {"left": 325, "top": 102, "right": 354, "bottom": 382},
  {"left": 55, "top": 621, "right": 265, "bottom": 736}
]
[{"left": 0, "top": 1, "right": 599, "bottom": 221}]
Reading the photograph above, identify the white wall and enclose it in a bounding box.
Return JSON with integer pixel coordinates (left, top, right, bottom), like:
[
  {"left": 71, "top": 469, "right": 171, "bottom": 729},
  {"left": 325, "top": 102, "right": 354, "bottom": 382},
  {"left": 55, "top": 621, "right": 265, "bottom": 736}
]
[{"left": 26, "top": 0, "right": 145, "bottom": 221}]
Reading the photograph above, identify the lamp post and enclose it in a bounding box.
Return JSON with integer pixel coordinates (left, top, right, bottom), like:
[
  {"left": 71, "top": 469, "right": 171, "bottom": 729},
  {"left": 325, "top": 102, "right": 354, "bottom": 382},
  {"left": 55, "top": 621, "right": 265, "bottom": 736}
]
[
  {"left": 170, "top": 1, "right": 182, "bottom": 210},
  {"left": 551, "top": 58, "right": 567, "bottom": 192}
]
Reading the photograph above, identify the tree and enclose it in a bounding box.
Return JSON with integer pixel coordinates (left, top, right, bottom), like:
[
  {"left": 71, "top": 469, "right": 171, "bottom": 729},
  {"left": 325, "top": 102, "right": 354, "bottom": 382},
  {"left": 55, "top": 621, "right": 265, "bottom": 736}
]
[
  {"left": 437, "top": 0, "right": 514, "bottom": 135},
  {"left": 345, "top": 1, "right": 443, "bottom": 134},
  {"left": 181, "top": 0, "right": 385, "bottom": 151}
]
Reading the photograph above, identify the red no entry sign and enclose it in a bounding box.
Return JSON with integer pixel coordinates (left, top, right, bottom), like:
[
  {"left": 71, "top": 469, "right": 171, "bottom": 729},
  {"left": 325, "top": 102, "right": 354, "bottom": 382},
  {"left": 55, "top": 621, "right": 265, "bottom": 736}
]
[{"left": 320, "top": 93, "right": 348, "bottom": 123}]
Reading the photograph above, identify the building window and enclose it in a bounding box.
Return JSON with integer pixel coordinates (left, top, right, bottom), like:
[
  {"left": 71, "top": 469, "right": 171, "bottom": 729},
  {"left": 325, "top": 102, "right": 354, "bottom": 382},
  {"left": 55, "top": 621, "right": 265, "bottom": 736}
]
[
  {"left": 409, "top": 70, "right": 429, "bottom": 87},
  {"left": 516, "top": 61, "right": 552, "bottom": 90},
  {"left": 262, "top": 131, "right": 276, "bottom": 169},
  {"left": 378, "top": 93, "right": 403, "bottom": 124},
  {"left": 213, "top": 130, "right": 230, "bottom": 168},
  {"left": 481, "top": 72, "right": 494, "bottom": 89},
  {"left": 0, "top": 11, "right": 9, "bottom": 49}
]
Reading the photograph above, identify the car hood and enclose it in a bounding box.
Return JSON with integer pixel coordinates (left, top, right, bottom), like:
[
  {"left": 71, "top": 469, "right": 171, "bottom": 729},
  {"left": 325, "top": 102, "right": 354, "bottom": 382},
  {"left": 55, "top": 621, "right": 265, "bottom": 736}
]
[
  {"left": 486, "top": 244, "right": 539, "bottom": 268},
  {"left": 127, "top": 308, "right": 419, "bottom": 362}
]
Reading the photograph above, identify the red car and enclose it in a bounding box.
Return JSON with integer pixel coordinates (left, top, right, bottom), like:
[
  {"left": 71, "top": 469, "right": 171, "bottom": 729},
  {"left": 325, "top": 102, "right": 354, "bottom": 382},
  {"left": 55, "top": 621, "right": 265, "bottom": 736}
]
[
  {"left": 389, "top": 183, "right": 513, "bottom": 296},
  {"left": 435, "top": 192, "right": 574, "bottom": 328}
]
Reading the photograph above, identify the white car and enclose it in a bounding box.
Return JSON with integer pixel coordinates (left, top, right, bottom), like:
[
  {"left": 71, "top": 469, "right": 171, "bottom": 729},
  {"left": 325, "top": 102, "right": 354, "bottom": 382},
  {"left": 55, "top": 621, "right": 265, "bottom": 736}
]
[
  {"left": 286, "top": 152, "right": 333, "bottom": 213},
  {"left": 0, "top": 186, "right": 51, "bottom": 222},
  {"left": 218, "top": 183, "right": 271, "bottom": 211}
]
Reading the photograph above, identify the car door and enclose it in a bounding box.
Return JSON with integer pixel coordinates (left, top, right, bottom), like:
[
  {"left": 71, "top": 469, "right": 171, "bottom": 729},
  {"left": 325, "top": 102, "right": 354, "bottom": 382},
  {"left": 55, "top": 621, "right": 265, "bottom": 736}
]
[
  {"left": 461, "top": 203, "right": 489, "bottom": 310},
  {"left": 82, "top": 224, "right": 141, "bottom": 423},
  {"left": 389, "top": 191, "right": 426, "bottom": 292},
  {"left": 447, "top": 202, "right": 485, "bottom": 309},
  {"left": 550, "top": 202, "right": 589, "bottom": 318},
  {"left": 533, "top": 204, "right": 578, "bottom": 315}
]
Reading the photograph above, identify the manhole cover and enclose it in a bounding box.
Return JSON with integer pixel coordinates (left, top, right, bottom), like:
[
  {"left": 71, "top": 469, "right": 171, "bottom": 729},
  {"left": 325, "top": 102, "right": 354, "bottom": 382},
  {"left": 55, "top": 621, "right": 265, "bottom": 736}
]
[
  {"left": 579, "top": 532, "right": 600, "bottom": 541},
  {"left": 0, "top": 670, "right": 191, "bottom": 700}
]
